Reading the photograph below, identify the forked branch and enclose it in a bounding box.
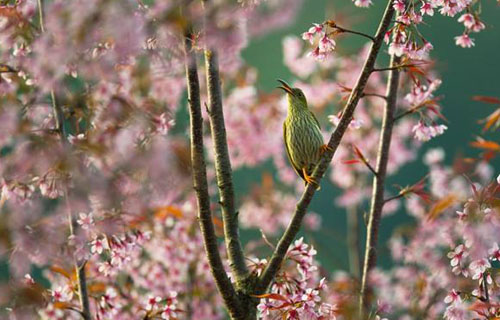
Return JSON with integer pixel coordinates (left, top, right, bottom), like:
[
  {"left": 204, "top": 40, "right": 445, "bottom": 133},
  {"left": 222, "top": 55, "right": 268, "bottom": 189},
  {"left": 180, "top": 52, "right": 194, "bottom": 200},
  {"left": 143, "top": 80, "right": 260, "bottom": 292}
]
[{"left": 184, "top": 32, "right": 243, "bottom": 318}]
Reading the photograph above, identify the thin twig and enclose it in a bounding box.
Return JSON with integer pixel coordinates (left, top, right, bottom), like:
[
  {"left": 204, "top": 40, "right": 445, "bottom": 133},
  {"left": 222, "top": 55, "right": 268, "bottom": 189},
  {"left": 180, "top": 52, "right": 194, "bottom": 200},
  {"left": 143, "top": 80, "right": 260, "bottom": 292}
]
[
  {"left": 394, "top": 106, "right": 418, "bottom": 121},
  {"left": 364, "top": 161, "right": 378, "bottom": 177},
  {"left": 383, "top": 192, "right": 405, "bottom": 204},
  {"left": 362, "top": 92, "right": 388, "bottom": 100},
  {"left": 482, "top": 273, "right": 490, "bottom": 302},
  {"left": 372, "top": 65, "right": 406, "bottom": 72},
  {"left": 328, "top": 21, "right": 375, "bottom": 42},
  {"left": 38, "top": 1, "right": 91, "bottom": 319},
  {"left": 184, "top": 31, "right": 243, "bottom": 318},
  {"left": 255, "top": 0, "right": 396, "bottom": 294},
  {"left": 204, "top": 49, "right": 249, "bottom": 285},
  {"left": 359, "top": 52, "right": 403, "bottom": 316}
]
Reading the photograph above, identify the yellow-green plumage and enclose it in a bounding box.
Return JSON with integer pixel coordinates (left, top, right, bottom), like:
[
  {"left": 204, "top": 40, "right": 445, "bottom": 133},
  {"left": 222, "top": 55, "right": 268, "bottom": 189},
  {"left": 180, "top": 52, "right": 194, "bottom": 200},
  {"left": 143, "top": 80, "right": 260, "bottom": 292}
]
[{"left": 278, "top": 80, "right": 324, "bottom": 184}]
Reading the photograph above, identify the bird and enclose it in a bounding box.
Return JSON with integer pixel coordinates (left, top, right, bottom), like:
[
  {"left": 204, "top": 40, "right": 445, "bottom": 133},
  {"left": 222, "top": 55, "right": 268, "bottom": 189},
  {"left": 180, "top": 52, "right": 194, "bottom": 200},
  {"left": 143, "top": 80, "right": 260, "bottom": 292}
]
[{"left": 278, "top": 79, "right": 331, "bottom": 186}]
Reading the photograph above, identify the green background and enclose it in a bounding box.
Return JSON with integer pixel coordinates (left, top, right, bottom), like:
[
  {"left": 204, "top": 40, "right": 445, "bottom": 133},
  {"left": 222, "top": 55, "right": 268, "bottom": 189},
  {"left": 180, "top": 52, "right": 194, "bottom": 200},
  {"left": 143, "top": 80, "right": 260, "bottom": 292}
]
[{"left": 239, "top": 1, "right": 500, "bottom": 272}]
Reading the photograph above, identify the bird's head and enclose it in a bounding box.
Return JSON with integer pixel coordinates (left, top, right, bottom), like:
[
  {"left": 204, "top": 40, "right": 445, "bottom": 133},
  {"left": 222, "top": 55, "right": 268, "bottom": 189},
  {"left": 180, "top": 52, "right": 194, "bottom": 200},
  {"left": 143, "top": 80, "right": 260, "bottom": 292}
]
[{"left": 277, "top": 79, "right": 308, "bottom": 109}]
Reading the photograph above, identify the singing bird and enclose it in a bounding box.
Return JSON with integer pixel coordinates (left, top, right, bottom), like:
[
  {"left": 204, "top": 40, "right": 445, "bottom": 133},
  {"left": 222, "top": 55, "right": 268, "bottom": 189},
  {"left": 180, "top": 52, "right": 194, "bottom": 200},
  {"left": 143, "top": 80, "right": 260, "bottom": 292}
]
[{"left": 278, "top": 79, "right": 331, "bottom": 186}]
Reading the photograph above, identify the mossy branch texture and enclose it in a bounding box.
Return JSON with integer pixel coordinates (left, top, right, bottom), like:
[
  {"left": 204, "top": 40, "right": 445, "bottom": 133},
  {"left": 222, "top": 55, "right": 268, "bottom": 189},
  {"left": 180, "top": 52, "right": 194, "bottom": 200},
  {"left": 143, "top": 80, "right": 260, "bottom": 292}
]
[
  {"left": 184, "top": 34, "right": 244, "bottom": 319},
  {"left": 204, "top": 49, "right": 250, "bottom": 284},
  {"left": 359, "top": 53, "right": 402, "bottom": 316}
]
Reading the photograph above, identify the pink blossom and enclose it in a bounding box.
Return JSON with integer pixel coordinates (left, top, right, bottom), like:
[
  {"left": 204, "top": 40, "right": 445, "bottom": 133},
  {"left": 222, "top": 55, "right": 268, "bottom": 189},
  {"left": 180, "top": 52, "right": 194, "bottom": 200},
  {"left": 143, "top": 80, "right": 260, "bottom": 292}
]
[
  {"left": 328, "top": 114, "right": 363, "bottom": 129},
  {"left": 454, "top": 34, "right": 474, "bottom": 48},
  {"left": 353, "top": 0, "right": 373, "bottom": 7},
  {"left": 51, "top": 285, "right": 73, "bottom": 302},
  {"left": 153, "top": 113, "right": 175, "bottom": 136},
  {"left": 420, "top": 2, "right": 435, "bottom": 16},
  {"left": 91, "top": 236, "right": 108, "bottom": 255},
  {"left": 444, "top": 304, "right": 470, "bottom": 320},
  {"left": 424, "top": 148, "right": 445, "bottom": 165},
  {"left": 24, "top": 274, "right": 35, "bottom": 285},
  {"left": 318, "top": 35, "right": 336, "bottom": 53},
  {"left": 469, "top": 258, "right": 491, "bottom": 280},
  {"left": 307, "top": 46, "right": 327, "bottom": 61},
  {"left": 388, "top": 41, "right": 405, "bottom": 57},
  {"left": 447, "top": 244, "right": 468, "bottom": 267},
  {"left": 457, "top": 13, "right": 475, "bottom": 29},
  {"left": 412, "top": 122, "right": 447, "bottom": 141},
  {"left": 444, "top": 289, "right": 462, "bottom": 305},
  {"left": 470, "top": 20, "right": 485, "bottom": 33},
  {"left": 145, "top": 295, "right": 162, "bottom": 311},
  {"left": 76, "top": 212, "right": 94, "bottom": 230},
  {"left": 301, "top": 23, "right": 324, "bottom": 44},
  {"left": 393, "top": 0, "right": 406, "bottom": 12}
]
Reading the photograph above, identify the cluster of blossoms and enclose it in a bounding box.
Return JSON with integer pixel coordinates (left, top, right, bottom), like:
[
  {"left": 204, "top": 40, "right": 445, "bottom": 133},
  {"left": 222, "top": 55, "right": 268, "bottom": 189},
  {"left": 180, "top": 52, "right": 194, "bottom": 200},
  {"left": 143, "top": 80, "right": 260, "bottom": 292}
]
[
  {"left": 365, "top": 149, "right": 499, "bottom": 319},
  {"left": 254, "top": 238, "right": 338, "bottom": 319},
  {"left": 353, "top": 0, "right": 487, "bottom": 49},
  {"left": 301, "top": 22, "right": 338, "bottom": 60}
]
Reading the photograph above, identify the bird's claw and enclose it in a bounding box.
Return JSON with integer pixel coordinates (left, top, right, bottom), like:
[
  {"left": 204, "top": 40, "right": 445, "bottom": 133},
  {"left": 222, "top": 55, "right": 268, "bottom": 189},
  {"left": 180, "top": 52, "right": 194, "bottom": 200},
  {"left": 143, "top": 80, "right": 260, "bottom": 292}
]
[
  {"left": 302, "top": 168, "right": 319, "bottom": 189},
  {"left": 320, "top": 144, "right": 333, "bottom": 155}
]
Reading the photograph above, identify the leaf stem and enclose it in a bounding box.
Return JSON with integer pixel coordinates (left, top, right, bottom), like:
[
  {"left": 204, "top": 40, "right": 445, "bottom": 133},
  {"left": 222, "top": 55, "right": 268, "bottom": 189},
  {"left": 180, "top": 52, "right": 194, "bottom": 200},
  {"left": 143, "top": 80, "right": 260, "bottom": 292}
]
[{"left": 333, "top": 25, "right": 375, "bottom": 42}]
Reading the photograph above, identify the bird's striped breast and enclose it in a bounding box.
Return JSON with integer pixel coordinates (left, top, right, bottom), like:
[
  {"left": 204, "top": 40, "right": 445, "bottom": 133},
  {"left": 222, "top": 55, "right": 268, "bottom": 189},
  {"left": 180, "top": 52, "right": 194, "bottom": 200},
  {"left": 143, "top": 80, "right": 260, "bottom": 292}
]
[{"left": 284, "top": 112, "right": 323, "bottom": 172}]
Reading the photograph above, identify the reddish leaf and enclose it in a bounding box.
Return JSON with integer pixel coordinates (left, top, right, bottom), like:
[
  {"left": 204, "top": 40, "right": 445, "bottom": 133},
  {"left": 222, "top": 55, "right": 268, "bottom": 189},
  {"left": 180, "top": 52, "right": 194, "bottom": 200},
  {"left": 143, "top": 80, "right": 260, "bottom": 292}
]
[
  {"left": 472, "top": 95, "right": 500, "bottom": 105},
  {"left": 481, "top": 109, "right": 500, "bottom": 131},
  {"left": 49, "top": 265, "right": 72, "bottom": 280},
  {"left": 427, "top": 194, "right": 457, "bottom": 221},
  {"left": 154, "top": 205, "right": 183, "bottom": 221},
  {"left": 342, "top": 159, "right": 360, "bottom": 165},
  {"left": 470, "top": 139, "right": 500, "bottom": 151}
]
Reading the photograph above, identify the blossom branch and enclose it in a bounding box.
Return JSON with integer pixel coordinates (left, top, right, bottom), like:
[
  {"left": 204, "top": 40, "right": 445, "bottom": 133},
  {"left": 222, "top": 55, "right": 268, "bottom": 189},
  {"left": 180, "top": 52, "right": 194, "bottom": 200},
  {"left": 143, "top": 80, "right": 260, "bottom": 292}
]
[
  {"left": 255, "top": 0, "right": 396, "bottom": 294},
  {"left": 184, "top": 33, "right": 243, "bottom": 318},
  {"left": 37, "top": 1, "right": 90, "bottom": 319},
  {"left": 359, "top": 52, "right": 402, "bottom": 315},
  {"left": 328, "top": 23, "right": 375, "bottom": 42},
  {"left": 347, "top": 206, "right": 361, "bottom": 278},
  {"left": 482, "top": 273, "right": 489, "bottom": 302},
  {"left": 362, "top": 92, "right": 388, "bottom": 100},
  {"left": 393, "top": 105, "right": 419, "bottom": 121},
  {"left": 383, "top": 192, "right": 405, "bottom": 204},
  {"left": 372, "top": 65, "right": 406, "bottom": 72},
  {"left": 204, "top": 49, "right": 250, "bottom": 285}
]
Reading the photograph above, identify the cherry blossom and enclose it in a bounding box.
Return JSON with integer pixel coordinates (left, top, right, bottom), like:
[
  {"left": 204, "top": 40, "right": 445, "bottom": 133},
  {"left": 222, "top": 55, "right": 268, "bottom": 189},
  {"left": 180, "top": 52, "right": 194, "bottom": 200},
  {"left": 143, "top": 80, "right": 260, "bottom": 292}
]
[{"left": 455, "top": 34, "right": 475, "bottom": 48}]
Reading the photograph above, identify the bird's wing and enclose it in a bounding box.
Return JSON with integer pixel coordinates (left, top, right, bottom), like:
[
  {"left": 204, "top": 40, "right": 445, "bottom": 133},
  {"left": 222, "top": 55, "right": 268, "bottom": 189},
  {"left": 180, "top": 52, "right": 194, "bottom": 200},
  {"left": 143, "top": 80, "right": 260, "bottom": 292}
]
[
  {"left": 283, "top": 121, "right": 305, "bottom": 181},
  {"left": 309, "top": 111, "right": 321, "bottom": 130}
]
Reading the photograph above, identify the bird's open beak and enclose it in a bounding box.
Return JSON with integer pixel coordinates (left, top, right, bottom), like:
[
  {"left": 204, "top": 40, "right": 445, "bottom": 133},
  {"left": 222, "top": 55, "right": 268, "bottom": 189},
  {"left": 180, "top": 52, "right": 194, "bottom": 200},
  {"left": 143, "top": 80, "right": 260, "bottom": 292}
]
[{"left": 277, "top": 79, "right": 293, "bottom": 95}]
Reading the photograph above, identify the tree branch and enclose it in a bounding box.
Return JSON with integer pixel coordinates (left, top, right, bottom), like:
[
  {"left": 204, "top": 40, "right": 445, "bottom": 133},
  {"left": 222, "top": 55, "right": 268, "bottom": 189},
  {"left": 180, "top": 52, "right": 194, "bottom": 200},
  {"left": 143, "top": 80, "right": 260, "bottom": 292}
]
[
  {"left": 38, "top": 1, "right": 90, "bottom": 319},
  {"left": 255, "top": 0, "right": 396, "bottom": 294},
  {"left": 184, "top": 33, "right": 243, "bottom": 319},
  {"left": 334, "top": 25, "right": 375, "bottom": 42},
  {"left": 359, "top": 53, "right": 402, "bottom": 316},
  {"left": 347, "top": 206, "right": 360, "bottom": 278},
  {"left": 372, "top": 65, "right": 406, "bottom": 72},
  {"left": 362, "top": 92, "right": 388, "bottom": 100},
  {"left": 204, "top": 49, "right": 249, "bottom": 284}
]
